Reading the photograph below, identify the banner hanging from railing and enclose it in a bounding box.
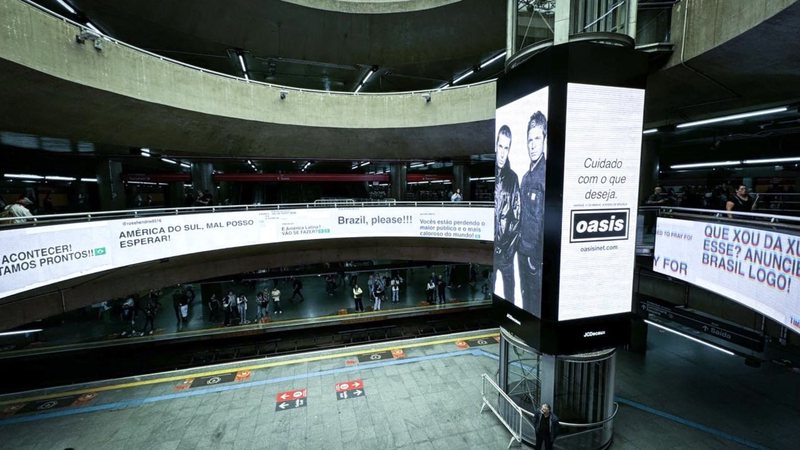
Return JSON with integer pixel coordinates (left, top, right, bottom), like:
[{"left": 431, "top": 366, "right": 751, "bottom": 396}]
[
  {"left": 0, "top": 206, "right": 492, "bottom": 299},
  {"left": 654, "top": 217, "right": 800, "bottom": 334}
]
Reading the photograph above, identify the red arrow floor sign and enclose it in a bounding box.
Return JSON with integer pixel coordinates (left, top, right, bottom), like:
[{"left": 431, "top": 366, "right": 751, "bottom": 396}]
[
  {"left": 275, "top": 389, "right": 307, "bottom": 403},
  {"left": 335, "top": 379, "right": 363, "bottom": 393}
]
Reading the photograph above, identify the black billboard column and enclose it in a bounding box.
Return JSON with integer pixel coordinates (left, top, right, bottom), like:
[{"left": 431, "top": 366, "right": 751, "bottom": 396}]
[{"left": 491, "top": 42, "right": 648, "bottom": 450}]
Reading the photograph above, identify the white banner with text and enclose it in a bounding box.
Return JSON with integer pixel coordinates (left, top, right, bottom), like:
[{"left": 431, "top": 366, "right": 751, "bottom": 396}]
[
  {"left": 655, "top": 217, "right": 800, "bottom": 335},
  {"left": 0, "top": 207, "right": 492, "bottom": 299}
]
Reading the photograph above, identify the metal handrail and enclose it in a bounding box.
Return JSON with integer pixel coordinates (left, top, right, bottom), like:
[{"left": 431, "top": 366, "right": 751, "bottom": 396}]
[
  {"left": 17, "top": 0, "right": 495, "bottom": 97},
  {"left": 0, "top": 200, "right": 492, "bottom": 228}
]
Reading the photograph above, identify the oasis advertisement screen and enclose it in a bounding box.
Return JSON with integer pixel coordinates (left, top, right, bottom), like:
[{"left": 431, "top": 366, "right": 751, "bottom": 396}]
[
  {"left": 655, "top": 217, "right": 800, "bottom": 335},
  {"left": 0, "top": 206, "right": 492, "bottom": 299},
  {"left": 557, "top": 83, "right": 644, "bottom": 321},
  {"left": 493, "top": 86, "right": 548, "bottom": 317}
]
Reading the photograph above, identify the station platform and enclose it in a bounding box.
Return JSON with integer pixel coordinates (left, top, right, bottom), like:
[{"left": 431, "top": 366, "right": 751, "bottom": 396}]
[{"left": 0, "top": 328, "right": 797, "bottom": 449}]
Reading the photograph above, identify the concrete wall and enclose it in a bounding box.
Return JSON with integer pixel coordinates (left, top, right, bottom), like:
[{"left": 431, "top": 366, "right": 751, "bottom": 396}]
[
  {"left": 668, "top": 0, "right": 797, "bottom": 66},
  {"left": 0, "top": 0, "right": 492, "bottom": 130}
]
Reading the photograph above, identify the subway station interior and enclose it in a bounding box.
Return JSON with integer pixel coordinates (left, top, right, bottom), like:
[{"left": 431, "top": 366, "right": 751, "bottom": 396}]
[{"left": 1, "top": 0, "right": 799, "bottom": 449}]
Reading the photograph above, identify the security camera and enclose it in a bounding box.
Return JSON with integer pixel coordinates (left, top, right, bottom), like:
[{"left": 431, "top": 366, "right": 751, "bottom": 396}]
[
  {"left": 76, "top": 29, "right": 103, "bottom": 50},
  {"left": 279, "top": 90, "right": 288, "bottom": 100},
  {"left": 422, "top": 93, "right": 431, "bottom": 103}
]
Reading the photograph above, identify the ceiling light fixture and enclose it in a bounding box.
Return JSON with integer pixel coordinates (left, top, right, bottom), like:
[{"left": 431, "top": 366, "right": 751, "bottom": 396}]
[
  {"left": 479, "top": 51, "right": 506, "bottom": 69},
  {"left": 642, "top": 128, "right": 658, "bottom": 134},
  {"left": 238, "top": 53, "right": 249, "bottom": 81},
  {"left": 676, "top": 106, "right": 788, "bottom": 129},
  {"left": 45, "top": 176, "right": 77, "bottom": 181},
  {"left": 0, "top": 329, "right": 43, "bottom": 337},
  {"left": 80, "top": 178, "right": 98, "bottom": 183},
  {"left": 55, "top": 0, "right": 76, "bottom": 15},
  {"left": 179, "top": 162, "right": 191, "bottom": 169},
  {"left": 161, "top": 158, "right": 177, "bottom": 165},
  {"left": 670, "top": 160, "right": 740, "bottom": 169},
  {"left": 644, "top": 320, "right": 734, "bottom": 356},
  {"left": 359, "top": 161, "right": 370, "bottom": 167},
  {"left": 354, "top": 67, "right": 377, "bottom": 93},
  {"left": 4, "top": 173, "right": 44, "bottom": 180},
  {"left": 141, "top": 148, "right": 151, "bottom": 157},
  {"left": 743, "top": 156, "right": 800, "bottom": 164}
]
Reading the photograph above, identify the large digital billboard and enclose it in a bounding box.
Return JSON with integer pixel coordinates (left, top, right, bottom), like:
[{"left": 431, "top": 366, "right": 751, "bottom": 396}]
[
  {"left": 0, "top": 206, "right": 492, "bottom": 299},
  {"left": 655, "top": 217, "right": 800, "bottom": 335},
  {"left": 557, "top": 83, "right": 644, "bottom": 321},
  {"left": 493, "top": 86, "right": 548, "bottom": 316}
]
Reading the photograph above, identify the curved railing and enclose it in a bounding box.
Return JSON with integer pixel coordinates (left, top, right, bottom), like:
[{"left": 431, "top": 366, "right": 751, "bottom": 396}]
[{"left": 0, "top": 200, "right": 492, "bottom": 228}]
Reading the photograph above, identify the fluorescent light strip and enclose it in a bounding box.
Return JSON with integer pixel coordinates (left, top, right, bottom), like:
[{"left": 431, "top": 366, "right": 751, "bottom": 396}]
[
  {"left": 451, "top": 69, "right": 474, "bottom": 85},
  {"left": 359, "top": 161, "right": 370, "bottom": 167},
  {"left": 80, "top": 178, "right": 98, "bottom": 183},
  {"left": 642, "top": 128, "right": 658, "bottom": 135},
  {"left": 362, "top": 69, "right": 375, "bottom": 84},
  {"left": 644, "top": 320, "right": 735, "bottom": 356},
  {"left": 45, "top": 176, "right": 76, "bottom": 181},
  {"left": 161, "top": 158, "right": 177, "bottom": 165},
  {"left": 670, "top": 160, "right": 740, "bottom": 169},
  {"left": 743, "top": 156, "right": 800, "bottom": 164},
  {"left": 479, "top": 51, "right": 506, "bottom": 69},
  {"left": 5, "top": 173, "right": 44, "bottom": 180},
  {"left": 85, "top": 21, "right": 102, "bottom": 34},
  {"left": 0, "top": 329, "right": 43, "bottom": 337},
  {"left": 238, "top": 54, "right": 248, "bottom": 77},
  {"left": 179, "top": 162, "right": 191, "bottom": 169},
  {"left": 56, "top": 0, "right": 76, "bottom": 15},
  {"left": 676, "top": 106, "right": 788, "bottom": 129}
]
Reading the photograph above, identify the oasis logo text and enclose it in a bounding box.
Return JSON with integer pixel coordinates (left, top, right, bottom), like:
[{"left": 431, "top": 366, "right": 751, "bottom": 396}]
[{"left": 570, "top": 209, "right": 629, "bottom": 243}]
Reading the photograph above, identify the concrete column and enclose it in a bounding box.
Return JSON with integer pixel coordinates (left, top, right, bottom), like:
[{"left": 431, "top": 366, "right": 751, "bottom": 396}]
[
  {"left": 96, "top": 159, "right": 125, "bottom": 211},
  {"left": 638, "top": 139, "right": 659, "bottom": 202},
  {"left": 191, "top": 162, "right": 214, "bottom": 195},
  {"left": 167, "top": 182, "right": 184, "bottom": 208},
  {"left": 627, "top": 0, "right": 639, "bottom": 40},
  {"left": 506, "top": 0, "right": 518, "bottom": 59},
  {"left": 452, "top": 160, "right": 470, "bottom": 201},
  {"left": 390, "top": 162, "right": 407, "bottom": 201},
  {"left": 554, "top": 0, "right": 571, "bottom": 44}
]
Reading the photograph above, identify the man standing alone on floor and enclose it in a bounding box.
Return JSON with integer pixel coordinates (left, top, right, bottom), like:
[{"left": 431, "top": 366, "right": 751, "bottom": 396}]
[
  {"left": 289, "top": 277, "right": 304, "bottom": 303},
  {"left": 353, "top": 284, "right": 364, "bottom": 312},
  {"left": 533, "top": 403, "right": 559, "bottom": 450}
]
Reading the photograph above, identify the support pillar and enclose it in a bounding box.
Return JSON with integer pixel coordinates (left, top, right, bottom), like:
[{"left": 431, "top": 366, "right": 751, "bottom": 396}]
[
  {"left": 191, "top": 162, "right": 214, "bottom": 197},
  {"left": 452, "top": 160, "right": 470, "bottom": 201},
  {"left": 96, "top": 159, "right": 125, "bottom": 211},
  {"left": 390, "top": 163, "right": 407, "bottom": 201}
]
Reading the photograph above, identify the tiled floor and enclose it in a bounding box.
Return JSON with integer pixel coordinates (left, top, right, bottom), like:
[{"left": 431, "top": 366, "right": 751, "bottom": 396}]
[{"left": 0, "top": 326, "right": 797, "bottom": 449}]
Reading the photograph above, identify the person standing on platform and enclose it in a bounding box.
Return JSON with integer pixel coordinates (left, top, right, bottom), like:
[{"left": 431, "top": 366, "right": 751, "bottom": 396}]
[
  {"left": 390, "top": 276, "right": 400, "bottom": 303},
  {"left": 236, "top": 294, "right": 248, "bottom": 325},
  {"left": 533, "top": 403, "right": 559, "bottom": 450},
  {"left": 451, "top": 188, "right": 463, "bottom": 202},
  {"left": 141, "top": 297, "right": 158, "bottom": 336},
  {"left": 288, "top": 277, "right": 304, "bottom": 303},
  {"left": 494, "top": 125, "right": 520, "bottom": 301},
  {"left": 208, "top": 293, "right": 220, "bottom": 323},
  {"left": 222, "top": 292, "right": 232, "bottom": 326},
  {"left": 436, "top": 275, "right": 446, "bottom": 304},
  {"left": 518, "top": 111, "right": 547, "bottom": 315},
  {"left": 271, "top": 285, "right": 283, "bottom": 315},
  {"left": 353, "top": 284, "right": 364, "bottom": 312},
  {"left": 373, "top": 282, "right": 384, "bottom": 311},
  {"left": 726, "top": 185, "right": 758, "bottom": 217},
  {"left": 425, "top": 278, "right": 436, "bottom": 303},
  {"left": 255, "top": 291, "right": 269, "bottom": 322}
]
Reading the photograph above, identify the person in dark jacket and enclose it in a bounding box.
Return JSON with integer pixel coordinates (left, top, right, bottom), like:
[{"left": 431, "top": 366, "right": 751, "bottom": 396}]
[
  {"left": 533, "top": 403, "right": 559, "bottom": 450},
  {"left": 518, "top": 111, "right": 547, "bottom": 316},
  {"left": 493, "top": 125, "right": 520, "bottom": 301}
]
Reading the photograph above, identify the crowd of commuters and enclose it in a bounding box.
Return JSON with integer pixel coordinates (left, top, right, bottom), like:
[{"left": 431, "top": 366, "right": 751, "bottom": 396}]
[
  {"left": 61, "top": 265, "right": 489, "bottom": 342},
  {"left": 645, "top": 181, "right": 798, "bottom": 213}
]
